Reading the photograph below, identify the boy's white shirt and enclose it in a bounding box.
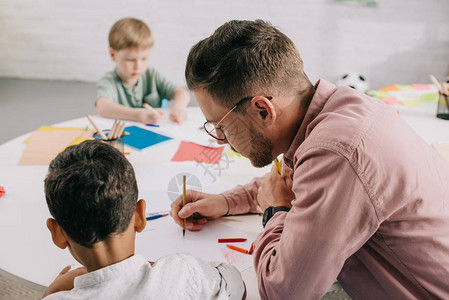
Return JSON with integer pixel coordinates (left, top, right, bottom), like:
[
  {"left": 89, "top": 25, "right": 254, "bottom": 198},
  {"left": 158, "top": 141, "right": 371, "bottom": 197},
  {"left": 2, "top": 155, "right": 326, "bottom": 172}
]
[{"left": 44, "top": 253, "right": 244, "bottom": 300}]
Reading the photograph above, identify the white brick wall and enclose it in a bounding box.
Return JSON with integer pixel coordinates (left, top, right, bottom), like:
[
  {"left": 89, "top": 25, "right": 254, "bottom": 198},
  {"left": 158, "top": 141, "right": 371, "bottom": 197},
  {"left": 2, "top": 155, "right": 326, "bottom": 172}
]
[{"left": 0, "top": 0, "right": 448, "bottom": 89}]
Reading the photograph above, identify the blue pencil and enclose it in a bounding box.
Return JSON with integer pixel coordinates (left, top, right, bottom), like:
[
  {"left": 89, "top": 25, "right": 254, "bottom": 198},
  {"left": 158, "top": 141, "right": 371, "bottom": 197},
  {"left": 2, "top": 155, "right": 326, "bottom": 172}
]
[
  {"left": 145, "top": 124, "right": 160, "bottom": 127},
  {"left": 146, "top": 213, "right": 168, "bottom": 221}
]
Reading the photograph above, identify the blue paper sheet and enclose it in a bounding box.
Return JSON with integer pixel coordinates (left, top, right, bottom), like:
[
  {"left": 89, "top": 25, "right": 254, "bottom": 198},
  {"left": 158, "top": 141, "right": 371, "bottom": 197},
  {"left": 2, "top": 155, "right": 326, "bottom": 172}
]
[{"left": 124, "top": 126, "right": 172, "bottom": 150}]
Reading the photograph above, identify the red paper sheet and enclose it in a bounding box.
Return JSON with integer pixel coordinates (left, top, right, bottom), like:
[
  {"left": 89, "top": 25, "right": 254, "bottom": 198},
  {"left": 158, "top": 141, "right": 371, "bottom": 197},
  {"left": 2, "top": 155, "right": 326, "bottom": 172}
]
[{"left": 171, "top": 141, "right": 224, "bottom": 164}]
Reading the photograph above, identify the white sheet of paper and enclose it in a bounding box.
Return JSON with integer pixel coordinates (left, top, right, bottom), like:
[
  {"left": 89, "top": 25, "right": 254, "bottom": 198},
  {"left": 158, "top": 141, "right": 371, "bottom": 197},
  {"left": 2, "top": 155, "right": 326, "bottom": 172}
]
[
  {"left": 151, "top": 109, "right": 214, "bottom": 146},
  {"left": 135, "top": 216, "right": 256, "bottom": 271},
  {"left": 134, "top": 162, "right": 236, "bottom": 214}
]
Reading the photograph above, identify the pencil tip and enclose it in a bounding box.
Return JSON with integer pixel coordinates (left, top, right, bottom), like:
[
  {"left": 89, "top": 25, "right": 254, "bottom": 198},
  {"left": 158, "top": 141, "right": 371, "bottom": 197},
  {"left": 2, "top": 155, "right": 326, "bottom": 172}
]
[{"left": 183, "top": 229, "right": 185, "bottom": 238}]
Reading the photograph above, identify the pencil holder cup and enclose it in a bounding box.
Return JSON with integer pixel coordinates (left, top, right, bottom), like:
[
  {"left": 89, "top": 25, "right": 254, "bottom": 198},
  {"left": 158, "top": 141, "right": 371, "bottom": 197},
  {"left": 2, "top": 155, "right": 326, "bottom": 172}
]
[
  {"left": 436, "top": 92, "right": 449, "bottom": 120},
  {"left": 93, "top": 130, "right": 125, "bottom": 153}
]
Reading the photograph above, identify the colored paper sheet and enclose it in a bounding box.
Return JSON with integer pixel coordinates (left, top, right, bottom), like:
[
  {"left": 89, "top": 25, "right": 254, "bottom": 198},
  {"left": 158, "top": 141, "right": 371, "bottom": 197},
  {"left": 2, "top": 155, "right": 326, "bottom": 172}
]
[
  {"left": 367, "top": 90, "right": 392, "bottom": 99},
  {"left": 124, "top": 126, "right": 172, "bottom": 150},
  {"left": 400, "top": 99, "right": 421, "bottom": 106},
  {"left": 379, "top": 97, "right": 401, "bottom": 105},
  {"left": 171, "top": 141, "right": 224, "bottom": 164},
  {"left": 18, "top": 130, "right": 85, "bottom": 165},
  {"left": 24, "top": 126, "right": 93, "bottom": 144},
  {"left": 419, "top": 93, "right": 438, "bottom": 101},
  {"left": 379, "top": 85, "right": 401, "bottom": 93},
  {"left": 226, "top": 148, "right": 244, "bottom": 159},
  {"left": 433, "top": 143, "right": 449, "bottom": 163},
  {"left": 396, "top": 85, "right": 414, "bottom": 91},
  {"left": 411, "top": 84, "right": 431, "bottom": 90}
]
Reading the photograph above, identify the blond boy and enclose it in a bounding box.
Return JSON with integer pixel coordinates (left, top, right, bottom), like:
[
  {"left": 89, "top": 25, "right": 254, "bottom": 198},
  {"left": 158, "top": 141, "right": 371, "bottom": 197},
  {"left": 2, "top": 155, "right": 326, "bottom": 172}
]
[{"left": 96, "top": 17, "right": 189, "bottom": 124}]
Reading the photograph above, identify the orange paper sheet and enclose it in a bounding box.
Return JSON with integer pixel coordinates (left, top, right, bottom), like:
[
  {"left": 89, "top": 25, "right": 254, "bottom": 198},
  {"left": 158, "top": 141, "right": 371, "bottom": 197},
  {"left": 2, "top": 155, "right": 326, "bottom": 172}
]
[
  {"left": 19, "top": 130, "right": 86, "bottom": 165},
  {"left": 171, "top": 141, "right": 225, "bottom": 164},
  {"left": 379, "top": 85, "right": 401, "bottom": 93}
]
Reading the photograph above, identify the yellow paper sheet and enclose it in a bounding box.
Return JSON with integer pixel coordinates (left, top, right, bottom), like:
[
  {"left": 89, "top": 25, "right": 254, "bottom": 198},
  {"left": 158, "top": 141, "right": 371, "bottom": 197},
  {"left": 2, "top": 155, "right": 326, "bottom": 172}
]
[
  {"left": 19, "top": 130, "right": 85, "bottom": 165},
  {"left": 24, "top": 126, "right": 92, "bottom": 143}
]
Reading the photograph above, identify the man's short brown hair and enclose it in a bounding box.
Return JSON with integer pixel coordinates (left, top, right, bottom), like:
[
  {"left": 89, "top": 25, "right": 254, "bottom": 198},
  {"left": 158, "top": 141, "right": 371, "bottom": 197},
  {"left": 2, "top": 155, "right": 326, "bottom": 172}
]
[
  {"left": 109, "top": 17, "right": 154, "bottom": 51},
  {"left": 185, "top": 19, "right": 310, "bottom": 110}
]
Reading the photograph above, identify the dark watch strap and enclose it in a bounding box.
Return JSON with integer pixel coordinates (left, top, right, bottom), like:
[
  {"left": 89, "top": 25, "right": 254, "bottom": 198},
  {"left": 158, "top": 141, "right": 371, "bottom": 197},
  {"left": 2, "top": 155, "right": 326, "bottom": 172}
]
[{"left": 262, "top": 206, "right": 290, "bottom": 228}]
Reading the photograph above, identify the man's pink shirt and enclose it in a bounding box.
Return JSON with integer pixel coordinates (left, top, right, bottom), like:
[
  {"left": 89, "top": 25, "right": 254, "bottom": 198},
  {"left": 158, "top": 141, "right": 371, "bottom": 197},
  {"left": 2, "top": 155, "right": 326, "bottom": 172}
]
[{"left": 223, "top": 80, "right": 449, "bottom": 299}]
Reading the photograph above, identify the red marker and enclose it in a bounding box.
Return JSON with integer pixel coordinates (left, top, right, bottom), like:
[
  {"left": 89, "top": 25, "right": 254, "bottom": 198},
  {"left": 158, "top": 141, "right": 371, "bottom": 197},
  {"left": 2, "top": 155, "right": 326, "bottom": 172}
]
[
  {"left": 218, "top": 238, "right": 247, "bottom": 243},
  {"left": 226, "top": 244, "right": 249, "bottom": 254},
  {"left": 248, "top": 242, "right": 254, "bottom": 254}
]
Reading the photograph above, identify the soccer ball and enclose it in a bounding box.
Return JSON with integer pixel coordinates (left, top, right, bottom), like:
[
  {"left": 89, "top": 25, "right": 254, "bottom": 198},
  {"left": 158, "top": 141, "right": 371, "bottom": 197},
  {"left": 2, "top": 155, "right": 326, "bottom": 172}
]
[{"left": 336, "top": 72, "right": 370, "bottom": 93}]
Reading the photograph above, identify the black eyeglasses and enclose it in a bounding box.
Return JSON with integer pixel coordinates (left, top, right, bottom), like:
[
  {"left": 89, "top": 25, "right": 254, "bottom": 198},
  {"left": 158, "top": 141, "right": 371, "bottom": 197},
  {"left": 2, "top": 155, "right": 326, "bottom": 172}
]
[{"left": 203, "top": 96, "right": 272, "bottom": 141}]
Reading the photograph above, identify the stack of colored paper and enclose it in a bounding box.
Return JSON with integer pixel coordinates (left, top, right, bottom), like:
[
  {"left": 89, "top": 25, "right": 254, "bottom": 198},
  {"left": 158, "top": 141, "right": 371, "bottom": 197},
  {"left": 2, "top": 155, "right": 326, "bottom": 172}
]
[
  {"left": 18, "top": 126, "right": 92, "bottom": 165},
  {"left": 367, "top": 84, "right": 438, "bottom": 106}
]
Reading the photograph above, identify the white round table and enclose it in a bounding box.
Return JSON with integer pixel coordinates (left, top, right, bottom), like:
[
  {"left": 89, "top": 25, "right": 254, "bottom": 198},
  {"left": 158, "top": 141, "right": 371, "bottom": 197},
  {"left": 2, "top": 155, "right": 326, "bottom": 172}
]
[
  {"left": 1, "top": 102, "right": 448, "bottom": 299},
  {"left": 0, "top": 107, "right": 267, "bottom": 299}
]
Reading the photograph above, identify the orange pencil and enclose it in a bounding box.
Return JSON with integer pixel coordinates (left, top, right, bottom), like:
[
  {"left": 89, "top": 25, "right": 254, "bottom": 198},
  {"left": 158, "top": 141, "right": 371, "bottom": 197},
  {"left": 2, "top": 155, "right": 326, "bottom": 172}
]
[{"left": 226, "top": 244, "right": 249, "bottom": 254}]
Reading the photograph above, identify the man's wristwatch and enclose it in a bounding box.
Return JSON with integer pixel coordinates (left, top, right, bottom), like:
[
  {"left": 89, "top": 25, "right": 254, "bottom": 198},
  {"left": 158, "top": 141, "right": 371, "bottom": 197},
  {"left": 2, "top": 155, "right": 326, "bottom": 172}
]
[{"left": 262, "top": 206, "right": 290, "bottom": 228}]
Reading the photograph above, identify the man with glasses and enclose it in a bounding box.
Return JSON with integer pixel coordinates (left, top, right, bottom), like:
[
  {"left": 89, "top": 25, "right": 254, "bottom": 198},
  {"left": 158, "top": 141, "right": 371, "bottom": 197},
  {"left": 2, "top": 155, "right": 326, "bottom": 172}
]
[{"left": 170, "top": 20, "right": 449, "bottom": 299}]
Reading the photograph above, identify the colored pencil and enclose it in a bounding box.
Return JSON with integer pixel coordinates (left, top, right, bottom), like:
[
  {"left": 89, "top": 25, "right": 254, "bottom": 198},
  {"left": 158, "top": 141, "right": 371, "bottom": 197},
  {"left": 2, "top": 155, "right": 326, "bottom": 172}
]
[
  {"left": 116, "top": 122, "right": 126, "bottom": 139},
  {"left": 218, "top": 238, "right": 247, "bottom": 243},
  {"left": 86, "top": 115, "right": 107, "bottom": 140},
  {"left": 280, "top": 157, "right": 285, "bottom": 177},
  {"left": 143, "top": 103, "right": 160, "bottom": 116},
  {"left": 248, "top": 242, "right": 254, "bottom": 254},
  {"left": 273, "top": 158, "right": 282, "bottom": 175},
  {"left": 226, "top": 244, "right": 249, "bottom": 254},
  {"left": 146, "top": 213, "right": 168, "bottom": 221},
  {"left": 182, "top": 175, "right": 186, "bottom": 238},
  {"left": 109, "top": 120, "right": 119, "bottom": 139},
  {"left": 430, "top": 74, "right": 446, "bottom": 95}
]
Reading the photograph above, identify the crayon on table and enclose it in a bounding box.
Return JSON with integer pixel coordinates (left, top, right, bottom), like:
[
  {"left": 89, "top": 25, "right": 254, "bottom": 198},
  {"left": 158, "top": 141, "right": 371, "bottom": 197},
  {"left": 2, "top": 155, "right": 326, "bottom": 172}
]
[
  {"left": 226, "top": 244, "right": 249, "bottom": 254},
  {"left": 248, "top": 242, "right": 254, "bottom": 254},
  {"left": 218, "top": 238, "right": 247, "bottom": 243}
]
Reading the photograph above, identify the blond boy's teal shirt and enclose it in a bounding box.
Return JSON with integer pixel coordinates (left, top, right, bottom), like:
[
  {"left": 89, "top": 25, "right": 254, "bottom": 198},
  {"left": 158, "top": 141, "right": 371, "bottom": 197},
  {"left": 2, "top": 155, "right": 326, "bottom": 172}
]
[{"left": 96, "top": 67, "right": 177, "bottom": 108}]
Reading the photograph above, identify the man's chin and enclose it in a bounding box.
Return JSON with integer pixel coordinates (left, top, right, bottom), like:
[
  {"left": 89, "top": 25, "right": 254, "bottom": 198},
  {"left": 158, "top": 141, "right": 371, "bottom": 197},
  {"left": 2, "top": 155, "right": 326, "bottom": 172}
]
[{"left": 249, "top": 156, "right": 272, "bottom": 168}]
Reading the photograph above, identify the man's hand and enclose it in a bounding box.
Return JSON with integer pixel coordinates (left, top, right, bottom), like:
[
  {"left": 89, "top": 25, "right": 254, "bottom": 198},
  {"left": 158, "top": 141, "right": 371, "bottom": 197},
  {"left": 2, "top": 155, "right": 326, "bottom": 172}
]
[
  {"left": 257, "top": 164, "right": 295, "bottom": 212},
  {"left": 43, "top": 265, "right": 87, "bottom": 298},
  {"left": 169, "top": 106, "right": 187, "bottom": 124},
  {"left": 169, "top": 190, "right": 228, "bottom": 231}
]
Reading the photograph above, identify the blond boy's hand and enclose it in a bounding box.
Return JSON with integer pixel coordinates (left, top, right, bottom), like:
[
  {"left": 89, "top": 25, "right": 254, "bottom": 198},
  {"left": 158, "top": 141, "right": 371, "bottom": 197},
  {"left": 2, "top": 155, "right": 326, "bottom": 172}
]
[
  {"left": 43, "top": 265, "right": 87, "bottom": 298},
  {"left": 139, "top": 108, "right": 164, "bottom": 124},
  {"left": 169, "top": 106, "right": 187, "bottom": 124}
]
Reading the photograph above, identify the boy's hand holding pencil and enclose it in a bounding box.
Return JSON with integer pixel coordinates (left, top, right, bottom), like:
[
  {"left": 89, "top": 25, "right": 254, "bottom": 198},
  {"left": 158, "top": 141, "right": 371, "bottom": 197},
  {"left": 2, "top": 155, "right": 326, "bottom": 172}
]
[{"left": 142, "top": 103, "right": 163, "bottom": 124}]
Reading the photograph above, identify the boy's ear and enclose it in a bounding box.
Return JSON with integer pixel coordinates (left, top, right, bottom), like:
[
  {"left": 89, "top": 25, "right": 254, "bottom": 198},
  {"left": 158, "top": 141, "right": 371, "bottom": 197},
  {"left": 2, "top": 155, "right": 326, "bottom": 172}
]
[
  {"left": 251, "top": 96, "right": 276, "bottom": 126},
  {"left": 134, "top": 199, "right": 147, "bottom": 233},
  {"left": 109, "top": 47, "right": 116, "bottom": 61},
  {"left": 46, "top": 218, "right": 69, "bottom": 250}
]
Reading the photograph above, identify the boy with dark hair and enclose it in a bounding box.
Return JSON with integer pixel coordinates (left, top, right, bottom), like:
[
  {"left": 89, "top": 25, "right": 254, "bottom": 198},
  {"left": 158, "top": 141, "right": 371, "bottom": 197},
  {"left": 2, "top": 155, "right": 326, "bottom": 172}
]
[{"left": 43, "top": 140, "right": 245, "bottom": 299}]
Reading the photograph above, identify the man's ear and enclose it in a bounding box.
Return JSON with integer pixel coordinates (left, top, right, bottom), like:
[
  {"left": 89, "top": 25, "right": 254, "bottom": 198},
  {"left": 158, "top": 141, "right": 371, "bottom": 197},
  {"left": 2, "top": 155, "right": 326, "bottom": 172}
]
[
  {"left": 109, "top": 47, "right": 116, "bottom": 61},
  {"left": 46, "top": 218, "right": 69, "bottom": 250},
  {"left": 134, "top": 199, "right": 147, "bottom": 233},
  {"left": 251, "top": 96, "right": 276, "bottom": 126}
]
